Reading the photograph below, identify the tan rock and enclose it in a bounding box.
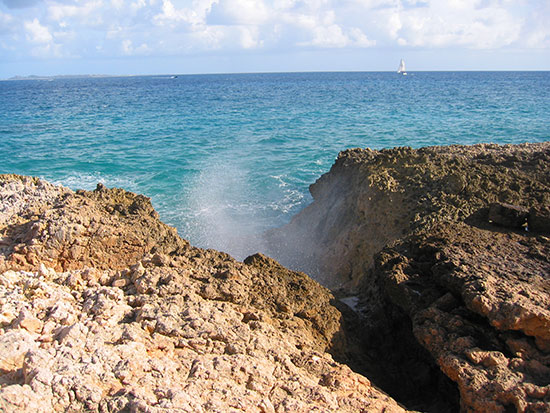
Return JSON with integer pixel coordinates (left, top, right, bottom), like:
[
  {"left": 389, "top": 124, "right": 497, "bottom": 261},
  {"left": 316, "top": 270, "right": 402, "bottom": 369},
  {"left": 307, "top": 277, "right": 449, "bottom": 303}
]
[
  {"left": 15, "top": 309, "right": 42, "bottom": 334},
  {"left": 0, "top": 384, "right": 44, "bottom": 412},
  {"left": 0, "top": 174, "right": 407, "bottom": 413},
  {"left": 0, "top": 330, "right": 37, "bottom": 373},
  {"left": 265, "top": 143, "right": 550, "bottom": 411}
]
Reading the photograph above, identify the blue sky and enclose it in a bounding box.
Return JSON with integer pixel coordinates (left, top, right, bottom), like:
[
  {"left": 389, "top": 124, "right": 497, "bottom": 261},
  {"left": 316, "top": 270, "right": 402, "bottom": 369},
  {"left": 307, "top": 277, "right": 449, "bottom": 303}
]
[{"left": 1, "top": 0, "right": 549, "bottom": 77}]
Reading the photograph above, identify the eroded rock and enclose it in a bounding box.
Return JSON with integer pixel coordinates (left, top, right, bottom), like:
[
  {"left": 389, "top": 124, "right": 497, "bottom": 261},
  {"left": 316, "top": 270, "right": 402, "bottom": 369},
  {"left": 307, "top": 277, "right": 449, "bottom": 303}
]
[
  {"left": 267, "top": 142, "right": 550, "bottom": 411},
  {"left": 488, "top": 202, "right": 529, "bottom": 229},
  {"left": 375, "top": 222, "right": 550, "bottom": 411},
  {"left": 0, "top": 174, "right": 405, "bottom": 412}
]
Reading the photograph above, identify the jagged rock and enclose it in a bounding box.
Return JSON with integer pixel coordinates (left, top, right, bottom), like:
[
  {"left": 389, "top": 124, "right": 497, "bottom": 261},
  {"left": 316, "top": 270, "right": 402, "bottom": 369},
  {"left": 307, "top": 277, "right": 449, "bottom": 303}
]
[
  {"left": 267, "top": 143, "right": 550, "bottom": 291},
  {"left": 267, "top": 142, "right": 550, "bottom": 411},
  {"left": 0, "top": 330, "right": 37, "bottom": 377},
  {"left": 0, "top": 174, "right": 405, "bottom": 412},
  {"left": 2, "top": 142, "right": 549, "bottom": 412},
  {"left": 376, "top": 222, "right": 550, "bottom": 411},
  {"left": 0, "top": 175, "right": 188, "bottom": 274}
]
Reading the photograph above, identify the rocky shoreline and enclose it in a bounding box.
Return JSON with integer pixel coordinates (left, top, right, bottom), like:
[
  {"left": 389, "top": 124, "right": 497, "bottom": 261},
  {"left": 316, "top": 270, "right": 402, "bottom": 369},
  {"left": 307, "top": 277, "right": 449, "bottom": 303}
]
[
  {"left": 1, "top": 142, "right": 549, "bottom": 412},
  {"left": 267, "top": 142, "right": 550, "bottom": 411},
  {"left": 0, "top": 174, "right": 403, "bottom": 412}
]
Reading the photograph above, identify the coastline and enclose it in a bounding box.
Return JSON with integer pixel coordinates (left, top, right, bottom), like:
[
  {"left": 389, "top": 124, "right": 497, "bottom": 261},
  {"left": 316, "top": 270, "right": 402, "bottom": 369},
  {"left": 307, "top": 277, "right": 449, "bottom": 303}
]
[
  {"left": 265, "top": 142, "right": 550, "bottom": 410},
  {"left": 1, "top": 142, "right": 550, "bottom": 411}
]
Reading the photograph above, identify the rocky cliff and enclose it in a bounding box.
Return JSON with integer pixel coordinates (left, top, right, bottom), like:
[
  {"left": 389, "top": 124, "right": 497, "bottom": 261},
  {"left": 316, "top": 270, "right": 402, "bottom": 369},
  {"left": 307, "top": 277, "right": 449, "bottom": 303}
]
[
  {"left": 1, "top": 141, "right": 549, "bottom": 412},
  {"left": 267, "top": 142, "right": 550, "bottom": 412},
  {"left": 0, "top": 174, "right": 404, "bottom": 412}
]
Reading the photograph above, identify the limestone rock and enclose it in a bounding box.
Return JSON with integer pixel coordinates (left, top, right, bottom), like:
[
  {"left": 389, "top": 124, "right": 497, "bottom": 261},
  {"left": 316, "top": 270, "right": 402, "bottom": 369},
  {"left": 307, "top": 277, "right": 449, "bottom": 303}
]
[
  {"left": 0, "top": 175, "right": 188, "bottom": 274},
  {"left": 376, "top": 222, "right": 550, "bottom": 412},
  {"left": 3, "top": 141, "right": 548, "bottom": 412},
  {"left": 0, "top": 330, "right": 37, "bottom": 375},
  {"left": 0, "top": 174, "right": 405, "bottom": 412},
  {"left": 266, "top": 143, "right": 550, "bottom": 291},
  {"left": 266, "top": 142, "right": 550, "bottom": 411}
]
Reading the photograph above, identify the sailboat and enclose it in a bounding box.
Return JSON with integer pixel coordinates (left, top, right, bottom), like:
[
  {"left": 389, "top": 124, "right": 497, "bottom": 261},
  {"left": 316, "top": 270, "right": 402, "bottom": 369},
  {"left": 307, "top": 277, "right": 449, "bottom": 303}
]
[{"left": 397, "top": 59, "right": 407, "bottom": 75}]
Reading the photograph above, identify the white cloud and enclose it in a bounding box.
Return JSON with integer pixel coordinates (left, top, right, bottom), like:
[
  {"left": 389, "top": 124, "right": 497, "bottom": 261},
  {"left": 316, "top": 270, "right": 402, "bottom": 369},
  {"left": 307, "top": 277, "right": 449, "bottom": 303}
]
[
  {"left": 522, "top": 0, "right": 550, "bottom": 49},
  {"left": 131, "top": 0, "right": 147, "bottom": 11},
  {"left": 22, "top": 17, "right": 69, "bottom": 58},
  {"left": 48, "top": 0, "right": 104, "bottom": 25},
  {"left": 284, "top": 8, "right": 375, "bottom": 48},
  {"left": 0, "top": 0, "right": 547, "bottom": 70},
  {"left": 111, "top": 0, "right": 124, "bottom": 9},
  {"left": 392, "top": 0, "right": 522, "bottom": 49},
  {"left": 308, "top": 23, "right": 349, "bottom": 47},
  {"left": 0, "top": 10, "right": 14, "bottom": 35},
  {"left": 24, "top": 18, "right": 53, "bottom": 43},
  {"left": 386, "top": 11, "right": 402, "bottom": 40},
  {"left": 188, "top": 24, "right": 226, "bottom": 49},
  {"left": 349, "top": 27, "right": 376, "bottom": 47},
  {"left": 29, "top": 41, "right": 63, "bottom": 57},
  {"left": 525, "top": 29, "right": 550, "bottom": 49},
  {"left": 121, "top": 38, "right": 132, "bottom": 53},
  {"left": 121, "top": 38, "right": 150, "bottom": 55},
  {"left": 239, "top": 25, "right": 262, "bottom": 48},
  {"left": 153, "top": 0, "right": 210, "bottom": 27},
  {"left": 207, "top": 0, "right": 269, "bottom": 26}
]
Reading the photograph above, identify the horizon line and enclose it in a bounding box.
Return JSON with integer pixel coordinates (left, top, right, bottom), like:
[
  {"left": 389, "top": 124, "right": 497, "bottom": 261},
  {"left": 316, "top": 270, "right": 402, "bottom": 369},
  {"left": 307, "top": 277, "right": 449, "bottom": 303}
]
[{"left": 3, "top": 69, "right": 550, "bottom": 80}]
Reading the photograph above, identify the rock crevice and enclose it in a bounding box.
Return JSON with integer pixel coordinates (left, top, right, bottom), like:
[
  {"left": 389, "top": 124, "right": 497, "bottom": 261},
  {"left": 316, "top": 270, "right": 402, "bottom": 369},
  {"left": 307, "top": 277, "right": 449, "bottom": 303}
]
[
  {"left": 1, "top": 142, "right": 549, "bottom": 412},
  {"left": 0, "top": 174, "right": 405, "bottom": 412},
  {"left": 267, "top": 142, "right": 550, "bottom": 412}
]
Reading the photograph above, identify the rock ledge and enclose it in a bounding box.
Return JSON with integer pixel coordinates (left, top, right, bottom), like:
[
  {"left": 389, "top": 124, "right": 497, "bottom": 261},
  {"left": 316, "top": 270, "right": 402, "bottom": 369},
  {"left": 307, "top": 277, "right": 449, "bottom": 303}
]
[
  {"left": 0, "top": 175, "right": 404, "bottom": 412},
  {"left": 267, "top": 142, "right": 550, "bottom": 412}
]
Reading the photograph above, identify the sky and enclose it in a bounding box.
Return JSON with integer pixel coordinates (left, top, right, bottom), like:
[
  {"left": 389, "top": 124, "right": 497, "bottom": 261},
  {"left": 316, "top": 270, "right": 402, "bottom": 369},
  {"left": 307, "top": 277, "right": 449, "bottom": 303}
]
[{"left": 0, "top": 0, "right": 549, "bottom": 77}]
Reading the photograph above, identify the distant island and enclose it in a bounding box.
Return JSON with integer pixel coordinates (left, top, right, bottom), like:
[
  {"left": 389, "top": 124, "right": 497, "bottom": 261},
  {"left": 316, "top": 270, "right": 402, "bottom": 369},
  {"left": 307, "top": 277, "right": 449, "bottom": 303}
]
[{"left": 6, "top": 74, "right": 124, "bottom": 81}]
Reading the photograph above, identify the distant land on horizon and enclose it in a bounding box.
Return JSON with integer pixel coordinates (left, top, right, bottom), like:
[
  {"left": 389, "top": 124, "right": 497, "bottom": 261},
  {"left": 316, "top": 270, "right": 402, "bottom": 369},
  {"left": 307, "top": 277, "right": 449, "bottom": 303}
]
[
  {"left": 4, "top": 69, "right": 550, "bottom": 81},
  {"left": 5, "top": 74, "right": 124, "bottom": 81}
]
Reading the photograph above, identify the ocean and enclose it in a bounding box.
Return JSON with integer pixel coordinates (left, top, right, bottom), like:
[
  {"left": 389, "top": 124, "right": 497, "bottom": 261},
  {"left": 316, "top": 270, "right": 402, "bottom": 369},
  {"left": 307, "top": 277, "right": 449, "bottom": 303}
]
[{"left": 1, "top": 71, "right": 549, "bottom": 259}]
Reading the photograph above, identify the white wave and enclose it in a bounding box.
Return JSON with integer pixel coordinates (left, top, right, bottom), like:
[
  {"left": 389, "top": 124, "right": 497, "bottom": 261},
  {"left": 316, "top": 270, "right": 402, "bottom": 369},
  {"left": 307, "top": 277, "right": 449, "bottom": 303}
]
[
  {"left": 184, "top": 161, "right": 269, "bottom": 260},
  {"left": 268, "top": 189, "right": 305, "bottom": 214},
  {"left": 270, "top": 174, "right": 289, "bottom": 188},
  {"left": 50, "top": 172, "right": 138, "bottom": 192}
]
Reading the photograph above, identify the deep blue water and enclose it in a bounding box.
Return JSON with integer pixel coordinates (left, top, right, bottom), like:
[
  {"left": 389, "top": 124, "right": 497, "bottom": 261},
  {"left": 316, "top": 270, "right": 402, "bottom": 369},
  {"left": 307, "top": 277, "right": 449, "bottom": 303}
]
[{"left": 1, "top": 71, "right": 549, "bottom": 258}]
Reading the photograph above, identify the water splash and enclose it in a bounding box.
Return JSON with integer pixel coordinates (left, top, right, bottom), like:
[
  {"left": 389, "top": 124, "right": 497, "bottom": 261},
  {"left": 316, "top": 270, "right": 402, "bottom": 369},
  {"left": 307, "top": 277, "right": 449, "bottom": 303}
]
[{"left": 185, "top": 161, "right": 268, "bottom": 260}]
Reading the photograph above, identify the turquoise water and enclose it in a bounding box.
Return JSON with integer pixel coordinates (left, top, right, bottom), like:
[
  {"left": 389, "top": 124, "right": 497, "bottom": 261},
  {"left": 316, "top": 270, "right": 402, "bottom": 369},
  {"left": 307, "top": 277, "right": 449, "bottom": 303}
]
[{"left": 1, "top": 72, "right": 549, "bottom": 258}]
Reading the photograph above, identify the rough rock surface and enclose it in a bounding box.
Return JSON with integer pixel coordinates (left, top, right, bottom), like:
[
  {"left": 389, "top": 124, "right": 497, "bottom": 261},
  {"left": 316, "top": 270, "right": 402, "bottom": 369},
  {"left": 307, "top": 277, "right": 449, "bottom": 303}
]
[
  {"left": 267, "top": 143, "right": 550, "bottom": 290},
  {"left": 0, "top": 176, "right": 187, "bottom": 274},
  {"left": 0, "top": 174, "right": 405, "bottom": 412},
  {"left": 267, "top": 142, "right": 550, "bottom": 412},
  {"left": 378, "top": 222, "right": 550, "bottom": 412}
]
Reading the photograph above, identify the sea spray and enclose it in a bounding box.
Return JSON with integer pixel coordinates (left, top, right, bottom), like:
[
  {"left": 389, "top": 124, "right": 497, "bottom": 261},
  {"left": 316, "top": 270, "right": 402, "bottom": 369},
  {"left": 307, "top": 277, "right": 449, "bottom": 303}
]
[
  {"left": 1, "top": 72, "right": 548, "bottom": 265},
  {"left": 186, "top": 161, "right": 269, "bottom": 260}
]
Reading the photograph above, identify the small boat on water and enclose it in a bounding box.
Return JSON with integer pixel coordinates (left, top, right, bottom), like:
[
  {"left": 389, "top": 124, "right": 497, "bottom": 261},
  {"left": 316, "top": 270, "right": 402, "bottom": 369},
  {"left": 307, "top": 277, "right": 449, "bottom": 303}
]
[{"left": 397, "top": 59, "right": 407, "bottom": 75}]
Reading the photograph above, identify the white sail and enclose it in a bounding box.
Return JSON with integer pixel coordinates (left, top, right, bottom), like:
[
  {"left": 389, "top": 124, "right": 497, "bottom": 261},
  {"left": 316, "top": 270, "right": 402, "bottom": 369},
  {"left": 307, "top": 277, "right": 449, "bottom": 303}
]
[{"left": 397, "top": 59, "right": 406, "bottom": 73}]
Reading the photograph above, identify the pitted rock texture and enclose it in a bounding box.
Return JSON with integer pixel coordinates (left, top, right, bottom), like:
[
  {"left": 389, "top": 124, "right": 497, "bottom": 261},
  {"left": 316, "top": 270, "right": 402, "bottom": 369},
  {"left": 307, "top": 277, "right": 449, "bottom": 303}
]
[
  {"left": 375, "top": 222, "right": 550, "bottom": 412},
  {"left": 267, "top": 142, "right": 550, "bottom": 412},
  {"left": 0, "top": 176, "right": 187, "bottom": 273},
  {"left": 267, "top": 143, "right": 550, "bottom": 291},
  {"left": 0, "top": 174, "right": 405, "bottom": 412}
]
